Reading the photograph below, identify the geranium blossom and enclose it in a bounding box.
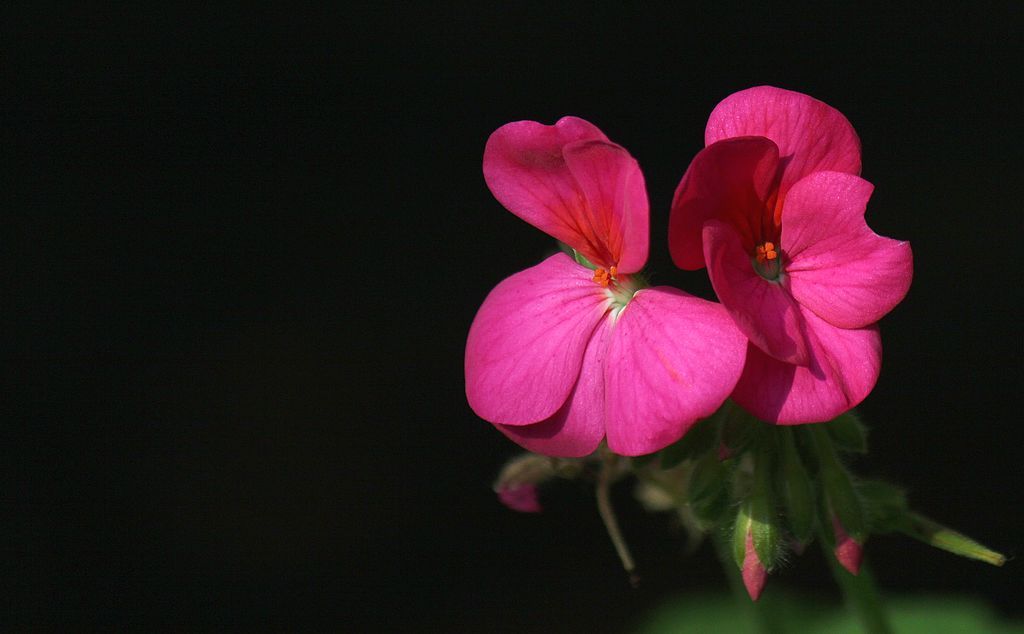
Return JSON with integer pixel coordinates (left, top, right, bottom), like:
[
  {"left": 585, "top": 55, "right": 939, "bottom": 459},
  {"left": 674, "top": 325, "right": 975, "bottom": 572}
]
[
  {"left": 669, "top": 87, "right": 913, "bottom": 423},
  {"left": 466, "top": 117, "right": 747, "bottom": 457}
]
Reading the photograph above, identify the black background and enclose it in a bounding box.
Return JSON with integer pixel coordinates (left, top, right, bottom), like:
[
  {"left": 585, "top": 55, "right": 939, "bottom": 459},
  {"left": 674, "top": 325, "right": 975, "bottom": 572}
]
[{"left": 5, "top": 3, "right": 1023, "bottom": 631}]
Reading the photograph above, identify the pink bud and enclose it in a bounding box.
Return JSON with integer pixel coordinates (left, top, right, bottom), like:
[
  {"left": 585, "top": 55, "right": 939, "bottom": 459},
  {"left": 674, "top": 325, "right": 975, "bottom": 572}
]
[
  {"left": 497, "top": 483, "right": 542, "bottom": 513},
  {"left": 832, "top": 516, "right": 863, "bottom": 575},
  {"left": 742, "top": 532, "right": 768, "bottom": 600}
]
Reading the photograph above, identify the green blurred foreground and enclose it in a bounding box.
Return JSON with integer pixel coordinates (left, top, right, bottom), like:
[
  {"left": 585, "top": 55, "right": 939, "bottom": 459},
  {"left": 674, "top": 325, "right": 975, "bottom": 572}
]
[{"left": 635, "top": 593, "right": 1023, "bottom": 634}]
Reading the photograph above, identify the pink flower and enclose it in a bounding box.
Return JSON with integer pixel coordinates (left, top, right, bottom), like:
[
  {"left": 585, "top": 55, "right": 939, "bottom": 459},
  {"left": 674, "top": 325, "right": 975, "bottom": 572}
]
[
  {"left": 466, "top": 117, "right": 747, "bottom": 457},
  {"left": 669, "top": 87, "right": 913, "bottom": 423}
]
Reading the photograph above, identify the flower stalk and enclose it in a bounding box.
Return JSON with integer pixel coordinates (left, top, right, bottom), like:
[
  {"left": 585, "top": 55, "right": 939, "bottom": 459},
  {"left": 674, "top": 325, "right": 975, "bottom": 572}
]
[{"left": 596, "top": 448, "right": 639, "bottom": 587}]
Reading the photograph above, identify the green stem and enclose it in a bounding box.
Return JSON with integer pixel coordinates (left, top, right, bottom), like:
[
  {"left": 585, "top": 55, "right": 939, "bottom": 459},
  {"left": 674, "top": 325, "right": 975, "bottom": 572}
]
[
  {"left": 820, "top": 537, "right": 892, "bottom": 634},
  {"left": 596, "top": 449, "right": 639, "bottom": 587},
  {"left": 712, "top": 532, "right": 781, "bottom": 634}
]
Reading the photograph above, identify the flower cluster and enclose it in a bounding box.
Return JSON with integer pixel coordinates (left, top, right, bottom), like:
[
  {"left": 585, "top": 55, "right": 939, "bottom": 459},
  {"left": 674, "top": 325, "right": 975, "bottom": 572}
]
[
  {"left": 465, "top": 87, "right": 1004, "bottom": 607},
  {"left": 467, "top": 86, "right": 912, "bottom": 454}
]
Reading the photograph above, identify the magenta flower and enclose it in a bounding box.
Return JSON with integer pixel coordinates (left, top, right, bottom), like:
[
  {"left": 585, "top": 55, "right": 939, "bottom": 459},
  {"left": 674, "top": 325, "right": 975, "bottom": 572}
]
[
  {"left": 466, "top": 117, "right": 747, "bottom": 457},
  {"left": 669, "top": 87, "right": 913, "bottom": 423}
]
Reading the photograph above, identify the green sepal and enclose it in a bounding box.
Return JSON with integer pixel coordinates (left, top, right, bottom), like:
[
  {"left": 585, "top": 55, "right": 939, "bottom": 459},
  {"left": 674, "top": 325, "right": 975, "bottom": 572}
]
[
  {"left": 732, "top": 500, "right": 753, "bottom": 570},
  {"left": 659, "top": 415, "right": 720, "bottom": 469},
  {"left": 896, "top": 512, "right": 1006, "bottom": 567},
  {"left": 749, "top": 445, "right": 783, "bottom": 569},
  {"left": 777, "top": 429, "right": 816, "bottom": 543},
  {"left": 687, "top": 452, "right": 730, "bottom": 526},
  {"left": 826, "top": 411, "right": 869, "bottom": 454}
]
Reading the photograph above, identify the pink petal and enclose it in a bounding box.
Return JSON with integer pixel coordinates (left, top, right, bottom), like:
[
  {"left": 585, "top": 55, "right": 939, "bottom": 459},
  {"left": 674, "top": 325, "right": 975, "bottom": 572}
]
[
  {"left": 483, "top": 117, "right": 647, "bottom": 270},
  {"left": 703, "top": 219, "right": 810, "bottom": 366},
  {"left": 705, "top": 86, "right": 861, "bottom": 199},
  {"left": 496, "top": 484, "right": 542, "bottom": 513},
  {"left": 669, "top": 136, "right": 780, "bottom": 271},
  {"left": 604, "top": 287, "right": 747, "bottom": 456},
  {"left": 782, "top": 172, "right": 914, "bottom": 329},
  {"left": 563, "top": 140, "right": 649, "bottom": 273},
  {"left": 466, "top": 253, "right": 609, "bottom": 425},
  {"left": 496, "top": 319, "right": 611, "bottom": 457},
  {"left": 732, "top": 308, "right": 882, "bottom": 424}
]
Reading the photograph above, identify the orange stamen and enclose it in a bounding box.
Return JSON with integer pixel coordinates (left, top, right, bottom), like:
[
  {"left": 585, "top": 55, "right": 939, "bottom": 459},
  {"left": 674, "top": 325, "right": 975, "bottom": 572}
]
[
  {"left": 755, "top": 242, "right": 778, "bottom": 263},
  {"left": 593, "top": 265, "right": 618, "bottom": 287}
]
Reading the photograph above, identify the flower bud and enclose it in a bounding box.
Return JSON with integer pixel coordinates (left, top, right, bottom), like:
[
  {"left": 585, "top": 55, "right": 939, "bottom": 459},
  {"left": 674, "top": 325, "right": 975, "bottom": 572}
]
[
  {"left": 493, "top": 453, "right": 556, "bottom": 513},
  {"left": 732, "top": 502, "right": 768, "bottom": 601},
  {"left": 806, "top": 425, "right": 867, "bottom": 574},
  {"left": 832, "top": 515, "right": 864, "bottom": 575},
  {"left": 731, "top": 446, "right": 784, "bottom": 601},
  {"left": 742, "top": 531, "right": 768, "bottom": 600},
  {"left": 496, "top": 484, "right": 541, "bottom": 513}
]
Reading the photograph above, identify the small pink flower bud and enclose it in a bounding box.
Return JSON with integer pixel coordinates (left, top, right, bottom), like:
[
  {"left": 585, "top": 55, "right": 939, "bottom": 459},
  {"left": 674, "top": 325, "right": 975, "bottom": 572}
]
[
  {"left": 496, "top": 483, "right": 542, "bottom": 513},
  {"left": 832, "top": 516, "right": 864, "bottom": 575},
  {"left": 742, "top": 532, "right": 768, "bottom": 601},
  {"left": 493, "top": 453, "right": 557, "bottom": 513}
]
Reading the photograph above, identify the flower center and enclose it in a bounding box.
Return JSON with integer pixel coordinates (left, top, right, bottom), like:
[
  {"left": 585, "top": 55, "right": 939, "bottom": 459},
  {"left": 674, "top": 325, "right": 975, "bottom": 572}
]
[
  {"left": 592, "top": 266, "right": 618, "bottom": 287},
  {"left": 752, "top": 241, "right": 782, "bottom": 281},
  {"left": 594, "top": 266, "right": 646, "bottom": 317}
]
